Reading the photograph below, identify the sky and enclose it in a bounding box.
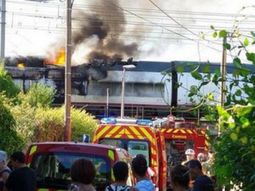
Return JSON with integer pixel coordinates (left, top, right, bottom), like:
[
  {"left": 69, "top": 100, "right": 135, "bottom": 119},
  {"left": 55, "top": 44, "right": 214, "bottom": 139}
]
[{"left": 4, "top": 0, "right": 255, "bottom": 64}]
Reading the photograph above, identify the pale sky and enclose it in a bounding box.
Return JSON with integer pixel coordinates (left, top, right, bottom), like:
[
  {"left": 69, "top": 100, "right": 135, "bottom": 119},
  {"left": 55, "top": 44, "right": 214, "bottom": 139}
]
[{"left": 5, "top": 0, "right": 255, "bottom": 64}]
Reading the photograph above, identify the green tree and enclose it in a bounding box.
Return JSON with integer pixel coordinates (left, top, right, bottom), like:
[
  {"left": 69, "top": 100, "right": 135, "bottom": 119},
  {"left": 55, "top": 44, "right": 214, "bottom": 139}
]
[
  {"left": 182, "top": 26, "right": 255, "bottom": 190},
  {"left": 0, "top": 66, "right": 20, "bottom": 98},
  {"left": 0, "top": 98, "right": 25, "bottom": 154},
  {"left": 23, "top": 83, "right": 56, "bottom": 107},
  {"left": 33, "top": 106, "right": 97, "bottom": 142}
]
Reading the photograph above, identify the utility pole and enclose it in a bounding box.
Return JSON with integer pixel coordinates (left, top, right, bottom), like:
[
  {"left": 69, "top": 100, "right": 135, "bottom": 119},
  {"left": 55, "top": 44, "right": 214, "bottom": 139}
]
[
  {"left": 64, "top": 0, "right": 72, "bottom": 141},
  {"left": 0, "top": 0, "right": 6, "bottom": 59},
  {"left": 120, "top": 67, "right": 126, "bottom": 119},
  {"left": 106, "top": 88, "right": 109, "bottom": 117},
  {"left": 220, "top": 36, "right": 227, "bottom": 107},
  {"left": 219, "top": 36, "right": 227, "bottom": 136}
]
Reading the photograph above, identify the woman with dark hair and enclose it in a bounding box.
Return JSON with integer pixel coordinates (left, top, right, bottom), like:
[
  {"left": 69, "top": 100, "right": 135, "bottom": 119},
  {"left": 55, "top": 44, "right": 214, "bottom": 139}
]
[
  {"left": 69, "top": 158, "right": 96, "bottom": 191},
  {"left": 170, "top": 165, "right": 190, "bottom": 191}
]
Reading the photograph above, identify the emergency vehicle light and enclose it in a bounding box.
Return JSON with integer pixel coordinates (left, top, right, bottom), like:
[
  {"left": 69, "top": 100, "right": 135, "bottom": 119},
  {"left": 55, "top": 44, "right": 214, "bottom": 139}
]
[
  {"left": 136, "top": 119, "right": 152, "bottom": 126},
  {"left": 100, "top": 117, "right": 152, "bottom": 126},
  {"left": 100, "top": 117, "right": 117, "bottom": 124}
]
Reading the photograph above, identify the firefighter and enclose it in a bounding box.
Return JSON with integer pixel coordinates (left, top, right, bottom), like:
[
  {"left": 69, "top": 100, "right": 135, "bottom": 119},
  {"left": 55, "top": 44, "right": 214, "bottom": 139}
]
[{"left": 182, "top": 149, "right": 195, "bottom": 165}]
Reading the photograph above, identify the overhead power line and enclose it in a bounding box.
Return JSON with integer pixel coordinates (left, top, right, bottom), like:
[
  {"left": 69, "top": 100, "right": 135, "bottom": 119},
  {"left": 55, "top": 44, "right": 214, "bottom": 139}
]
[{"left": 147, "top": 0, "right": 198, "bottom": 37}]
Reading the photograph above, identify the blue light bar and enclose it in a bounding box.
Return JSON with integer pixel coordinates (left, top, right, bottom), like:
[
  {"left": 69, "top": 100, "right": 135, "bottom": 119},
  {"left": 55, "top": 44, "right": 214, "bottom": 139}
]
[
  {"left": 136, "top": 119, "right": 152, "bottom": 126},
  {"left": 100, "top": 117, "right": 152, "bottom": 126},
  {"left": 100, "top": 117, "right": 117, "bottom": 124}
]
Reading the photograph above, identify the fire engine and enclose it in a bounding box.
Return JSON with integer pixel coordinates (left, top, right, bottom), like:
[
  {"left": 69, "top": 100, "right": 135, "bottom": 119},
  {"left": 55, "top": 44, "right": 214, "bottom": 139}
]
[
  {"left": 93, "top": 117, "right": 209, "bottom": 190},
  {"left": 93, "top": 118, "right": 167, "bottom": 191},
  {"left": 154, "top": 115, "right": 209, "bottom": 188}
]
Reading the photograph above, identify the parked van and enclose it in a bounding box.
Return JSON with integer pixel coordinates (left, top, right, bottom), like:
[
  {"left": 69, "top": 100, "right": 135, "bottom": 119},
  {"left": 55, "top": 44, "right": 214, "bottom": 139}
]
[{"left": 26, "top": 142, "right": 133, "bottom": 191}]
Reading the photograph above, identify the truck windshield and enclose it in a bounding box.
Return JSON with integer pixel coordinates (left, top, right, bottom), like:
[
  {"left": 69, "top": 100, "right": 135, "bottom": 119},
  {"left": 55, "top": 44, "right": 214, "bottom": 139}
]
[
  {"left": 99, "top": 139, "right": 150, "bottom": 165},
  {"left": 30, "top": 152, "right": 111, "bottom": 190}
]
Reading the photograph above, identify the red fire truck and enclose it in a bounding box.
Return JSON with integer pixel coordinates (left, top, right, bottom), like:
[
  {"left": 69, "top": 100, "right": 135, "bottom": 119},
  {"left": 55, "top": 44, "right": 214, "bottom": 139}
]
[
  {"left": 154, "top": 115, "right": 209, "bottom": 188},
  {"left": 93, "top": 118, "right": 167, "bottom": 191}
]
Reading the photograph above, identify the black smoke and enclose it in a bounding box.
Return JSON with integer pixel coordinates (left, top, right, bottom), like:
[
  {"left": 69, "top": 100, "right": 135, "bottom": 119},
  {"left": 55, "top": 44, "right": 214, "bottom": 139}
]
[{"left": 72, "top": 0, "right": 139, "bottom": 64}]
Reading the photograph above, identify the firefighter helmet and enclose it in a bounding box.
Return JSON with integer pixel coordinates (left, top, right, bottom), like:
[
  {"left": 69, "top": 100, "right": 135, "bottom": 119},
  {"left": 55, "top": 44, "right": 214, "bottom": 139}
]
[{"left": 185, "top": 149, "right": 195, "bottom": 155}]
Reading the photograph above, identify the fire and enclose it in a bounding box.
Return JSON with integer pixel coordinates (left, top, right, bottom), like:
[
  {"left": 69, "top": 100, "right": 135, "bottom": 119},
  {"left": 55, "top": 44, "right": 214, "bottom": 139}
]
[
  {"left": 45, "top": 48, "right": 66, "bottom": 65},
  {"left": 55, "top": 48, "right": 65, "bottom": 65}
]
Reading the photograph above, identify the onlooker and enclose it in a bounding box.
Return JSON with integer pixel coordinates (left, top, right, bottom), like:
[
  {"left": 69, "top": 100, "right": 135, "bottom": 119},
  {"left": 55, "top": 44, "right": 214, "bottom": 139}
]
[
  {"left": 186, "top": 159, "right": 214, "bottom": 191},
  {"left": 69, "top": 158, "right": 96, "bottom": 191},
  {"left": 196, "top": 153, "right": 207, "bottom": 174},
  {"left": 197, "top": 153, "right": 207, "bottom": 163},
  {"left": 170, "top": 165, "right": 190, "bottom": 191},
  {"left": 105, "top": 161, "right": 131, "bottom": 191},
  {"left": 0, "top": 151, "right": 11, "bottom": 191},
  {"left": 182, "top": 149, "right": 195, "bottom": 165},
  {"left": 5, "top": 151, "right": 36, "bottom": 191},
  {"left": 131, "top": 154, "right": 155, "bottom": 191},
  {"left": 203, "top": 151, "right": 214, "bottom": 176}
]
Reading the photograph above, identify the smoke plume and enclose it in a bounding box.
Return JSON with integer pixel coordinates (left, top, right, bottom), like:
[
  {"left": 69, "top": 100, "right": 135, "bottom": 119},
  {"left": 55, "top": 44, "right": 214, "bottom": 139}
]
[{"left": 72, "top": 0, "right": 139, "bottom": 64}]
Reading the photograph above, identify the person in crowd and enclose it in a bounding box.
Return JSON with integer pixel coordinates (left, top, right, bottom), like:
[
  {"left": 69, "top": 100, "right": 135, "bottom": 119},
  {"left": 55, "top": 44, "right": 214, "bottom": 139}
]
[
  {"left": 105, "top": 161, "right": 131, "bottom": 191},
  {"left": 69, "top": 158, "right": 96, "bottom": 191},
  {"left": 0, "top": 151, "right": 11, "bottom": 191},
  {"left": 182, "top": 149, "right": 195, "bottom": 165},
  {"left": 186, "top": 159, "right": 214, "bottom": 191},
  {"left": 5, "top": 151, "right": 36, "bottom": 191},
  {"left": 197, "top": 153, "right": 207, "bottom": 164},
  {"left": 170, "top": 165, "right": 190, "bottom": 191},
  {"left": 131, "top": 154, "right": 155, "bottom": 191},
  {"left": 196, "top": 153, "right": 207, "bottom": 174},
  {"left": 202, "top": 151, "right": 214, "bottom": 177}
]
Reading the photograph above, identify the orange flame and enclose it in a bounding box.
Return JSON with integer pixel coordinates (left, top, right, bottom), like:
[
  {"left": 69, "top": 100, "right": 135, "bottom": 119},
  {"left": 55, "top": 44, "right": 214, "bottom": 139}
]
[
  {"left": 55, "top": 48, "right": 65, "bottom": 65},
  {"left": 45, "top": 48, "right": 66, "bottom": 65}
]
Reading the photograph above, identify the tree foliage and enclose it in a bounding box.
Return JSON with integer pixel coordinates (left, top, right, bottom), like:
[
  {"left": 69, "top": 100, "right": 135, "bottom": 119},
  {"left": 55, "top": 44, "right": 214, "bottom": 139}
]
[
  {"left": 0, "top": 66, "right": 20, "bottom": 99},
  {"left": 0, "top": 98, "right": 24, "bottom": 154},
  {"left": 181, "top": 25, "right": 255, "bottom": 190},
  {"left": 22, "top": 83, "right": 56, "bottom": 108},
  {"left": 33, "top": 106, "right": 97, "bottom": 142}
]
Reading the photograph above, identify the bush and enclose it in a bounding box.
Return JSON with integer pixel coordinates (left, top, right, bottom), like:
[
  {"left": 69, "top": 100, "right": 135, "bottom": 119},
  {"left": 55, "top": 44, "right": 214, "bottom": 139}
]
[{"left": 0, "top": 98, "right": 25, "bottom": 154}]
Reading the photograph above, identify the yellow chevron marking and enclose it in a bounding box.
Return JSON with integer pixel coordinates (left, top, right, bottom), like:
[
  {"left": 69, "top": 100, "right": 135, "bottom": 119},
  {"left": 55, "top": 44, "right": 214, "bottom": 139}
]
[
  {"left": 113, "top": 129, "right": 125, "bottom": 138},
  {"left": 173, "top": 129, "right": 179, "bottom": 133},
  {"left": 151, "top": 148, "right": 157, "bottom": 155},
  {"left": 140, "top": 127, "right": 154, "bottom": 144},
  {"left": 129, "top": 126, "right": 141, "bottom": 137},
  {"left": 126, "top": 133, "right": 135, "bottom": 139},
  {"left": 104, "top": 134, "right": 111, "bottom": 138},
  {"left": 180, "top": 129, "right": 186, "bottom": 134},
  {"left": 166, "top": 129, "right": 173, "bottom": 133},
  {"left": 96, "top": 125, "right": 111, "bottom": 140},
  {"left": 151, "top": 159, "right": 157, "bottom": 166},
  {"left": 107, "top": 125, "right": 121, "bottom": 135},
  {"left": 187, "top": 129, "right": 193, "bottom": 134}
]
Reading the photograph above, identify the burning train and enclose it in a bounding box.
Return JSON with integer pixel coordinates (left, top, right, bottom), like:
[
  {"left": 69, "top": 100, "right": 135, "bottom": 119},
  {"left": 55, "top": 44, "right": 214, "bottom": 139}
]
[{"left": 5, "top": 56, "right": 255, "bottom": 119}]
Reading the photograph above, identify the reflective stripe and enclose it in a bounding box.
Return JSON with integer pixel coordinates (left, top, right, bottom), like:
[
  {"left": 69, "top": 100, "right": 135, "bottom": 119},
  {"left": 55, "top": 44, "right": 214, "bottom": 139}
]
[
  {"left": 180, "top": 129, "right": 186, "bottom": 134},
  {"left": 108, "top": 150, "right": 115, "bottom": 161},
  {"left": 187, "top": 129, "right": 193, "bottom": 134},
  {"left": 96, "top": 125, "right": 111, "bottom": 140},
  {"left": 29, "top": 145, "right": 37, "bottom": 156}
]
